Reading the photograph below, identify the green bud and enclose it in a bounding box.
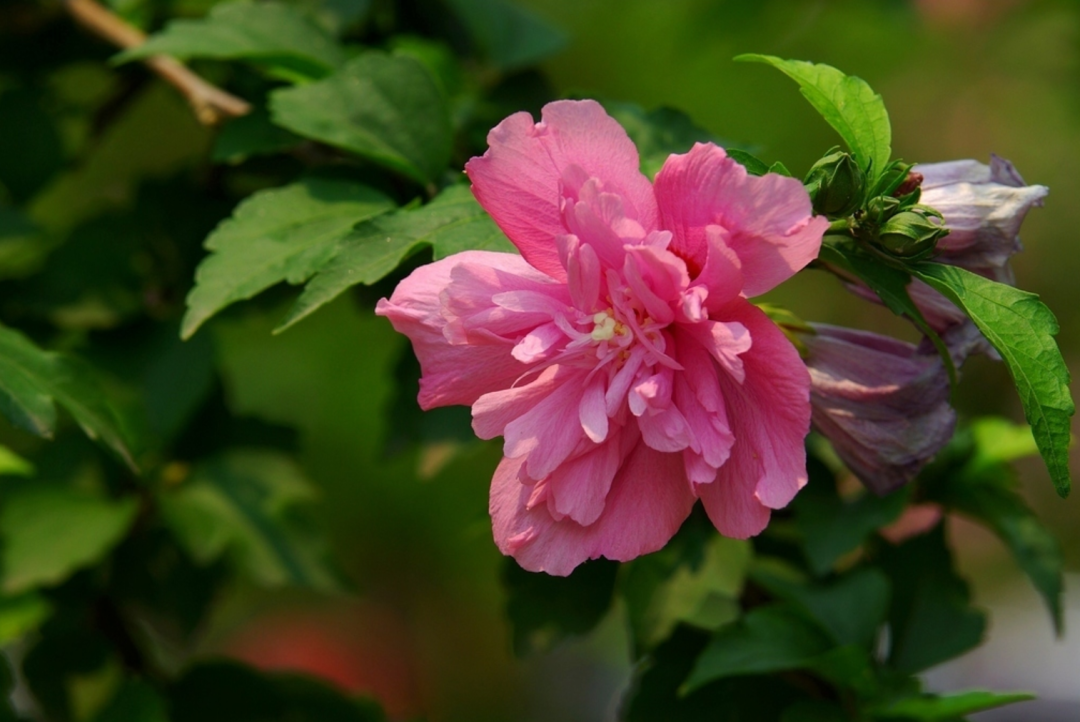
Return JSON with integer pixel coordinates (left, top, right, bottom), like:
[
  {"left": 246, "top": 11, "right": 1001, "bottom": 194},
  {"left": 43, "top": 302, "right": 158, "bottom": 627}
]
[
  {"left": 864, "top": 195, "right": 901, "bottom": 225},
  {"left": 876, "top": 209, "right": 949, "bottom": 258},
  {"left": 804, "top": 150, "right": 865, "bottom": 217}
]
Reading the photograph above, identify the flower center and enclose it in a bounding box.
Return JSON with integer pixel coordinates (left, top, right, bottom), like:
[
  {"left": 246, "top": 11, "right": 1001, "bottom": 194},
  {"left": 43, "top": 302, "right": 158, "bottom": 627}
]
[{"left": 589, "top": 309, "right": 627, "bottom": 342}]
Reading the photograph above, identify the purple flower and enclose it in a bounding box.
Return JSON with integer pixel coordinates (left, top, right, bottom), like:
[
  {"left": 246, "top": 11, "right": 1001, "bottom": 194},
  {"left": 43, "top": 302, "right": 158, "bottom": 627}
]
[{"left": 803, "top": 324, "right": 956, "bottom": 495}]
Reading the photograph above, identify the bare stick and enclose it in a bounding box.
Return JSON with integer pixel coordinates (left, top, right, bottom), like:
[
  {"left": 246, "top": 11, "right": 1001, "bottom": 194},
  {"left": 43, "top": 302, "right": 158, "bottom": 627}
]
[{"left": 62, "top": 0, "right": 251, "bottom": 125}]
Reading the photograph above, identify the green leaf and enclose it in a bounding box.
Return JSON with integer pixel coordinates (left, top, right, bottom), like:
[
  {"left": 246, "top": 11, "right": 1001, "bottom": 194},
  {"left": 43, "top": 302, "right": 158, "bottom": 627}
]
[
  {"left": 622, "top": 528, "right": 748, "bottom": 656},
  {"left": 443, "top": 0, "right": 566, "bottom": 72},
  {"left": 502, "top": 558, "right": 617, "bottom": 655},
  {"left": 158, "top": 449, "right": 344, "bottom": 591},
  {"left": 0, "top": 444, "right": 33, "bottom": 477},
  {"left": 0, "top": 591, "right": 52, "bottom": 644},
  {"left": 279, "top": 185, "right": 513, "bottom": 331},
  {"left": 791, "top": 456, "right": 908, "bottom": 575},
  {"left": 0, "top": 486, "right": 138, "bottom": 594},
  {"left": 752, "top": 565, "right": 890, "bottom": 648},
  {"left": 878, "top": 524, "right": 986, "bottom": 674},
  {"left": 117, "top": 1, "right": 345, "bottom": 82},
  {"left": 819, "top": 238, "right": 956, "bottom": 385},
  {"left": 212, "top": 108, "right": 302, "bottom": 164},
  {"left": 604, "top": 102, "right": 729, "bottom": 178},
  {"left": 921, "top": 419, "right": 1064, "bottom": 633},
  {"left": 726, "top": 149, "right": 771, "bottom": 176},
  {"left": 682, "top": 604, "right": 834, "bottom": 692},
  {"left": 0, "top": 324, "right": 135, "bottom": 468},
  {"left": 874, "top": 689, "right": 1035, "bottom": 720},
  {"left": 170, "top": 661, "right": 386, "bottom": 722},
  {"left": 92, "top": 680, "right": 169, "bottom": 722},
  {"left": 912, "top": 262, "right": 1074, "bottom": 497},
  {"left": 736, "top": 54, "right": 891, "bottom": 179},
  {"left": 181, "top": 178, "right": 393, "bottom": 340},
  {"left": 270, "top": 53, "right": 453, "bottom": 185}
]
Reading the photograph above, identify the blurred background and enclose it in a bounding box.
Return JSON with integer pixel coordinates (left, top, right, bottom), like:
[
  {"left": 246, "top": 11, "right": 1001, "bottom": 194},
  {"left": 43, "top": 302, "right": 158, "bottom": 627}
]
[{"left": 1, "top": 0, "right": 1078, "bottom": 720}]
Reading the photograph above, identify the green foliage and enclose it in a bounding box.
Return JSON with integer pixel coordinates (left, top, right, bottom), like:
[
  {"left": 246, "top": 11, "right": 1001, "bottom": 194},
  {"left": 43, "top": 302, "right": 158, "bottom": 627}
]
[
  {"left": 118, "top": 1, "right": 346, "bottom": 82},
  {"left": 158, "top": 449, "right": 344, "bottom": 590},
  {"left": 502, "top": 558, "right": 617, "bottom": 655},
  {"left": 279, "top": 185, "right": 513, "bottom": 331},
  {"left": 872, "top": 690, "right": 1035, "bottom": 720},
  {"left": 737, "top": 54, "right": 892, "bottom": 180},
  {"left": 921, "top": 419, "right": 1065, "bottom": 632},
  {"left": 443, "top": 0, "right": 567, "bottom": 72},
  {"left": 877, "top": 524, "right": 986, "bottom": 674},
  {"left": 0, "top": 486, "right": 138, "bottom": 593},
  {"left": 0, "top": 325, "right": 135, "bottom": 467},
  {"left": 913, "top": 262, "right": 1074, "bottom": 497},
  {"left": 169, "top": 661, "right": 386, "bottom": 722},
  {"left": 181, "top": 177, "right": 394, "bottom": 339},
  {"left": 270, "top": 53, "right": 453, "bottom": 185}
]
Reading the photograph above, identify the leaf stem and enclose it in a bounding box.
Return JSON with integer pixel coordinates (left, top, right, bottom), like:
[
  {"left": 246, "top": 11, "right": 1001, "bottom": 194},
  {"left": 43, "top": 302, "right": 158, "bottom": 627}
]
[{"left": 62, "top": 0, "right": 251, "bottom": 126}]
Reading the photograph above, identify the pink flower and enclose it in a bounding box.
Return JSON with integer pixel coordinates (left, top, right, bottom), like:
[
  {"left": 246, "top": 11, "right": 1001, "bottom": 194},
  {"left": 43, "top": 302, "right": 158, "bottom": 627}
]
[{"left": 376, "top": 100, "right": 828, "bottom": 575}]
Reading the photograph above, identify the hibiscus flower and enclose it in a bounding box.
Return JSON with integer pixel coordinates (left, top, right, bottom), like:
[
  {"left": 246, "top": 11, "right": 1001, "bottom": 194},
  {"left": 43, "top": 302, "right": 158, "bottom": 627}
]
[{"left": 377, "top": 100, "right": 828, "bottom": 575}]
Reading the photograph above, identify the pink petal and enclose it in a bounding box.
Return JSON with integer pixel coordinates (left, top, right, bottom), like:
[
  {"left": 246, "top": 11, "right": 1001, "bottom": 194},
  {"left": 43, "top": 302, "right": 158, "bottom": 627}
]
[
  {"left": 466, "top": 100, "right": 658, "bottom": 280},
  {"left": 503, "top": 371, "right": 589, "bottom": 480},
  {"left": 653, "top": 143, "right": 827, "bottom": 296},
  {"left": 489, "top": 431, "right": 696, "bottom": 576},
  {"left": 579, "top": 374, "right": 609, "bottom": 443},
  {"left": 546, "top": 436, "right": 623, "bottom": 525},
  {"left": 376, "top": 251, "right": 553, "bottom": 409},
  {"left": 697, "top": 300, "right": 811, "bottom": 536},
  {"left": 472, "top": 365, "right": 566, "bottom": 440}
]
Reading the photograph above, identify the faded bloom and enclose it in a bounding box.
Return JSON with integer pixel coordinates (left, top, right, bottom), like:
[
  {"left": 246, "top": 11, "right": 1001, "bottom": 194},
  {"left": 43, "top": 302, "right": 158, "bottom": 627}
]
[
  {"left": 377, "top": 100, "right": 827, "bottom": 575},
  {"left": 804, "top": 324, "right": 956, "bottom": 495}
]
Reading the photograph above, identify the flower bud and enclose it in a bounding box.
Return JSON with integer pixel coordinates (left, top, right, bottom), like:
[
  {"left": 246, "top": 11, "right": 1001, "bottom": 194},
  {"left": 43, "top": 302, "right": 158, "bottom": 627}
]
[
  {"left": 804, "top": 150, "right": 865, "bottom": 217},
  {"left": 876, "top": 209, "right": 948, "bottom": 258}
]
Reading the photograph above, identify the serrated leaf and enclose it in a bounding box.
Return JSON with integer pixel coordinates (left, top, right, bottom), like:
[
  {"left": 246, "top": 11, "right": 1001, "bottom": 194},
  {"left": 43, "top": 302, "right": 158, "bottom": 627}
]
[
  {"left": 0, "top": 486, "right": 138, "bottom": 593},
  {"left": 792, "top": 456, "right": 908, "bottom": 575},
  {"left": 158, "top": 449, "right": 343, "bottom": 591},
  {"left": 181, "top": 178, "right": 393, "bottom": 339},
  {"left": 736, "top": 54, "right": 891, "bottom": 179},
  {"left": 819, "top": 238, "right": 956, "bottom": 385},
  {"left": 270, "top": 53, "right": 452, "bottom": 185},
  {"left": 443, "top": 0, "right": 566, "bottom": 72},
  {"left": 117, "top": 1, "right": 345, "bottom": 82},
  {"left": 682, "top": 604, "right": 833, "bottom": 692},
  {"left": 279, "top": 185, "right": 513, "bottom": 331},
  {"left": 502, "top": 558, "right": 617, "bottom": 655},
  {"left": 874, "top": 689, "right": 1035, "bottom": 720},
  {"left": 878, "top": 524, "right": 985, "bottom": 674},
  {"left": 0, "top": 325, "right": 135, "bottom": 468},
  {"left": 912, "top": 262, "right": 1073, "bottom": 497},
  {"left": 921, "top": 418, "right": 1064, "bottom": 633}
]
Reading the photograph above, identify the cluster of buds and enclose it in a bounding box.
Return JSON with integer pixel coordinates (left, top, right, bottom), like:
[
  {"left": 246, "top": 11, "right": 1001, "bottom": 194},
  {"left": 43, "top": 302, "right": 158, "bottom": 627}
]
[{"left": 805, "top": 152, "right": 951, "bottom": 261}]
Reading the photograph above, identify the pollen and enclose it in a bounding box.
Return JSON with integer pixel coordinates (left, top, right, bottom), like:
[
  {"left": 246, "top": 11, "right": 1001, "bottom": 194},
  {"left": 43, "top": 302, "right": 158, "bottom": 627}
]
[{"left": 590, "top": 310, "right": 618, "bottom": 341}]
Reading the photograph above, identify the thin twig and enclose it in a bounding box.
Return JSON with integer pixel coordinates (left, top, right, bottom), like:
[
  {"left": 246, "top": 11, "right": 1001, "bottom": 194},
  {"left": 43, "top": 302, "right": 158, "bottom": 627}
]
[{"left": 62, "top": 0, "right": 251, "bottom": 126}]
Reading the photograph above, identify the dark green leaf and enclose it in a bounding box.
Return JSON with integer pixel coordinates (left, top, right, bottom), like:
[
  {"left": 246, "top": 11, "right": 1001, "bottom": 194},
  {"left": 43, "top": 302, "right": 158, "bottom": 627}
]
[
  {"left": 781, "top": 700, "right": 848, "bottom": 722},
  {"left": 682, "top": 604, "right": 834, "bottom": 691},
  {"left": 726, "top": 149, "right": 771, "bottom": 176},
  {"left": 819, "top": 238, "right": 956, "bottom": 385},
  {"left": 212, "top": 108, "right": 303, "bottom": 164},
  {"left": 621, "top": 532, "right": 748, "bottom": 656},
  {"left": 443, "top": 0, "right": 566, "bottom": 72},
  {"left": 752, "top": 565, "right": 890, "bottom": 648},
  {"left": 181, "top": 178, "right": 393, "bottom": 339},
  {"left": 502, "top": 558, "right": 617, "bottom": 655},
  {"left": 0, "top": 324, "right": 135, "bottom": 467},
  {"left": 158, "top": 449, "right": 344, "bottom": 590},
  {"left": 874, "top": 689, "right": 1035, "bottom": 720},
  {"left": 912, "top": 262, "right": 1073, "bottom": 497},
  {"left": 878, "top": 524, "right": 985, "bottom": 674},
  {"left": 0, "top": 486, "right": 138, "bottom": 593},
  {"left": 736, "top": 55, "right": 891, "bottom": 179},
  {"left": 92, "top": 680, "right": 169, "bottom": 722},
  {"left": 117, "top": 1, "right": 345, "bottom": 82},
  {"left": 922, "top": 419, "right": 1064, "bottom": 633},
  {"left": 170, "top": 661, "right": 385, "bottom": 722},
  {"left": 279, "top": 185, "right": 513, "bottom": 331},
  {"left": 604, "top": 102, "right": 728, "bottom": 178},
  {"left": 0, "top": 591, "right": 52, "bottom": 644},
  {"left": 792, "top": 456, "right": 908, "bottom": 575},
  {"left": 270, "top": 52, "right": 452, "bottom": 185}
]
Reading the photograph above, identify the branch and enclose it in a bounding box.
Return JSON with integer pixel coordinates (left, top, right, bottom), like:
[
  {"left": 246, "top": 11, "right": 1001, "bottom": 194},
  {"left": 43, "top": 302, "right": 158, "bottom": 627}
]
[{"left": 62, "top": 0, "right": 251, "bottom": 126}]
